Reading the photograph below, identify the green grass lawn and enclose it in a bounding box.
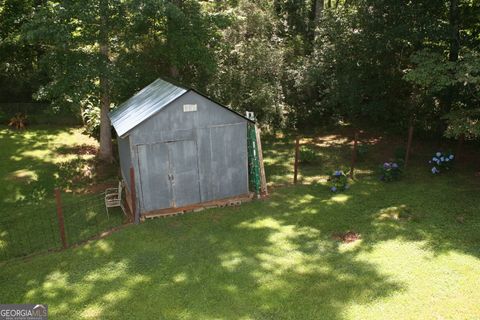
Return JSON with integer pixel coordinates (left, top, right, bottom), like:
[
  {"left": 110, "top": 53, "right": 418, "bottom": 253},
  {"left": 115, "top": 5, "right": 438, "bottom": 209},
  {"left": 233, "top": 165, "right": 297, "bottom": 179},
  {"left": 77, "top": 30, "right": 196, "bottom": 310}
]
[
  {"left": 0, "top": 126, "right": 123, "bottom": 260},
  {"left": 1, "top": 127, "right": 480, "bottom": 319}
]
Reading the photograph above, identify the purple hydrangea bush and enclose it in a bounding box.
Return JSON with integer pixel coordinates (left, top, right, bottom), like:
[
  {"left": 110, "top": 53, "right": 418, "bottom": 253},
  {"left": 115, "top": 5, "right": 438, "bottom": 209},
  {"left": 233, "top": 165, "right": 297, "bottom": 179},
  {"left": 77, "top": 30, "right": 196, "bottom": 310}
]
[
  {"left": 380, "top": 161, "right": 402, "bottom": 182},
  {"left": 328, "top": 170, "right": 349, "bottom": 192},
  {"left": 429, "top": 151, "right": 454, "bottom": 174}
]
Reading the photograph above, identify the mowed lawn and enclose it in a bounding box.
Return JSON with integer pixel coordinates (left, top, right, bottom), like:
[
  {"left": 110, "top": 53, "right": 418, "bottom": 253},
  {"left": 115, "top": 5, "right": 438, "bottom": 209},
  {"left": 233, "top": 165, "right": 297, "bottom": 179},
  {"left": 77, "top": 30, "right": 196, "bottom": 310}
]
[
  {"left": 0, "top": 126, "right": 123, "bottom": 260},
  {"left": 1, "top": 128, "right": 480, "bottom": 319}
]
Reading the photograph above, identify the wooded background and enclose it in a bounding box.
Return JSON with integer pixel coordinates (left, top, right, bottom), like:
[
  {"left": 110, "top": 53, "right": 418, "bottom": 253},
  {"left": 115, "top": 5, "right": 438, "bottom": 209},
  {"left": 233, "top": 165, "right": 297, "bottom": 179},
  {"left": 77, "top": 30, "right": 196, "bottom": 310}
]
[{"left": 0, "top": 0, "right": 479, "bottom": 160}]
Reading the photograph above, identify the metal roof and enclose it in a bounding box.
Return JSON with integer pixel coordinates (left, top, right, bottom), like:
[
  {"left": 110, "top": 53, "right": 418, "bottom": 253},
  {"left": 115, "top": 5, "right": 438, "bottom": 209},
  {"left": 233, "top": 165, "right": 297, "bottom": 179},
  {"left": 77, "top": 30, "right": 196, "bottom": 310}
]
[
  {"left": 109, "top": 78, "right": 187, "bottom": 137},
  {"left": 109, "top": 78, "right": 254, "bottom": 137}
]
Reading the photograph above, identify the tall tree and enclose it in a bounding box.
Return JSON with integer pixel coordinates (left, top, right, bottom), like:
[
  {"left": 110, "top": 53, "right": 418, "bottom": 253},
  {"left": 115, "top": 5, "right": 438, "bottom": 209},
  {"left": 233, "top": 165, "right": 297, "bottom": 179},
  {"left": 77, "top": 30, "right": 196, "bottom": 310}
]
[
  {"left": 24, "top": 0, "right": 220, "bottom": 161},
  {"left": 24, "top": 0, "right": 125, "bottom": 161},
  {"left": 98, "top": 0, "right": 114, "bottom": 161}
]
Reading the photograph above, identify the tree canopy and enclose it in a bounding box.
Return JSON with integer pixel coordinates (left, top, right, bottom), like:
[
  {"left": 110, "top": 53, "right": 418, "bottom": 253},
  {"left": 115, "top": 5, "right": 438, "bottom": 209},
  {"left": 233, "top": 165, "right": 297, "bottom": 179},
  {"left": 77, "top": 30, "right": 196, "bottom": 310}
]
[{"left": 0, "top": 0, "right": 478, "bottom": 158}]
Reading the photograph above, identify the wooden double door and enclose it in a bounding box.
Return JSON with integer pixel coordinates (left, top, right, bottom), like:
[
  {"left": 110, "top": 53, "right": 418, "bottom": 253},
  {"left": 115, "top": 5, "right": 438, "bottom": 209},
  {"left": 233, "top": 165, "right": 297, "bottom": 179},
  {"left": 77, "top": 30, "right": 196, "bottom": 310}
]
[{"left": 137, "top": 139, "right": 201, "bottom": 212}]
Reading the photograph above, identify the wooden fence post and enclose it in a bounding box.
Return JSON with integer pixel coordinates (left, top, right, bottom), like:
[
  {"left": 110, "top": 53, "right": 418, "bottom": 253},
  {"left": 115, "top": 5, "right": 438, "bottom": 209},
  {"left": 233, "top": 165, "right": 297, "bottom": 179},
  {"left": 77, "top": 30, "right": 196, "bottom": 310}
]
[
  {"left": 350, "top": 130, "right": 359, "bottom": 178},
  {"left": 54, "top": 188, "right": 68, "bottom": 249},
  {"left": 404, "top": 124, "right": 414, "bottom": 168},
  {"left": 130, "top": 167, "right": 138, "bottom": 224},
  {"left": 456, "top": 133, "right": 464, "bottom": 161},
  {"left": 293, "top": 136, "right": 300, "bottom": 184}
]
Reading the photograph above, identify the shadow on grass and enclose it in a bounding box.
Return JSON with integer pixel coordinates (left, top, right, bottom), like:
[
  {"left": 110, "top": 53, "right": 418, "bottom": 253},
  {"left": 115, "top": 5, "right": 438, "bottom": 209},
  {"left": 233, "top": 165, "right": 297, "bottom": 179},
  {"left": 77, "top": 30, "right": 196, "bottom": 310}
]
[
  {"left": 0, "top": 185, "right": 408, "bottom": 319},
  {"left": 0, "top": 126, "right": 120, "bottom": 260},
  {"left": 1, "top": 127, "right": 480, "bottom": 318}
]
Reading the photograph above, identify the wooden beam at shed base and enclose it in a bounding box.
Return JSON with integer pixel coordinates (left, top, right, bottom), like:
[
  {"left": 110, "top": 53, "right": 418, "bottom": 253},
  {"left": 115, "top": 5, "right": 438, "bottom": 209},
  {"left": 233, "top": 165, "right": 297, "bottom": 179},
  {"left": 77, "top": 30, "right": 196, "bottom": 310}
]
[{"left": 141, "top": 193, "right": 254, "bottom": 220}]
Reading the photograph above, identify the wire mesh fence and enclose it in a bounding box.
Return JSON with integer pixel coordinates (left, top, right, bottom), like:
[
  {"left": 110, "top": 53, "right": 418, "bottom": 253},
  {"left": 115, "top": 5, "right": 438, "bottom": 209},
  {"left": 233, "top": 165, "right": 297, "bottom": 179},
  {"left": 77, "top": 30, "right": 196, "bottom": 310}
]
[
  {"left": 61, "top": 193, "right": 125, "bottom": 245},
  {"left": 0, "top": 202, "right": 60, "bottom": 261},
  {"left": 0, "top": 190, "right": 127, "bottom": 262}
]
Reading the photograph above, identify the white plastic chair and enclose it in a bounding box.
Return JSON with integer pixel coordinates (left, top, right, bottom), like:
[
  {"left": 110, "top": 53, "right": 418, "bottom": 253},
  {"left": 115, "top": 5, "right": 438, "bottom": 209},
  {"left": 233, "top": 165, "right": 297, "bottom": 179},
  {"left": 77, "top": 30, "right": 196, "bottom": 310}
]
[{"left": 105, "top": 181, "right": 125, "bottom": 218}]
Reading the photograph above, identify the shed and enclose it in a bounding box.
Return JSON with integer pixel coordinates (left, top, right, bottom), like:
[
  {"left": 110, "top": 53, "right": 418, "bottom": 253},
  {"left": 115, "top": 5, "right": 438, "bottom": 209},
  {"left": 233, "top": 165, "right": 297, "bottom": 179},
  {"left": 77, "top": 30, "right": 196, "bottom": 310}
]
[{"left": 109, "top": 78, "right": 254, "bottom": 221}]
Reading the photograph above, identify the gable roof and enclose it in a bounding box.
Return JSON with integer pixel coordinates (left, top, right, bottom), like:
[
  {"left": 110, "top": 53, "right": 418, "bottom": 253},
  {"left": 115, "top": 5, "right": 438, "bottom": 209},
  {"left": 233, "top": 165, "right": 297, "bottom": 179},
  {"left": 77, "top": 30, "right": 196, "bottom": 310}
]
[
  {"left": 109, "top": 79, "right": 188, "bottom": 137},
  {"left": 109, "top": 78, "right": 253, "bottom": 137}
]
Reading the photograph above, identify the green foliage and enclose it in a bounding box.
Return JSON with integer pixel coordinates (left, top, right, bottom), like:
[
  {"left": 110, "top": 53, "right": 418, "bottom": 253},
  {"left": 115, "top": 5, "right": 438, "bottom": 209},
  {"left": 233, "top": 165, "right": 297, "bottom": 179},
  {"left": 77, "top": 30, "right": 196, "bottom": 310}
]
[
  {"left": 444, "top": 108, "right": 480, "bottom": 139},
  {"left": 0, "top": 0, "right": 479, "bottom": 142},
  {"left": 210, "top": 0, "right": 285, "bottom": 129},
  {"left": 0, "top": 0, "right": 48, "bottom": 102},
  {"left": 82, "top": 104, "right": 101, "bottom": 140},
  {"left": 299, "top": 146, "right": 317, "bottom": 164},
  {"left": 20, "top": 0, "right": 221, "bottom": 135},
  {"left": 404, "top": 51, "right": 457, "bottom": 94}
]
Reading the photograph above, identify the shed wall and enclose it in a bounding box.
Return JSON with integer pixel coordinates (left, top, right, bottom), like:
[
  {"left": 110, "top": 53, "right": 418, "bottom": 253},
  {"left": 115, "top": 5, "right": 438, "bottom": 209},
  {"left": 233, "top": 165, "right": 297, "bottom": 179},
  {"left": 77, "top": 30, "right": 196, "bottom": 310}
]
[
  {"left": 117, "top": 135, "right": 132, "bottom": 189},
  {"left": 129, "top": 91, "right": 249, "bottom": 213}
]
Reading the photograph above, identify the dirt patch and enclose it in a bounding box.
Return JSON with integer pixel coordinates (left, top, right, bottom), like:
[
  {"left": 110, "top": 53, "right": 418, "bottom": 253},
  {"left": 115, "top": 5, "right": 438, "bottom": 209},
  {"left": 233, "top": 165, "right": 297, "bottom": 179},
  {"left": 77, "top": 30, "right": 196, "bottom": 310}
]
[
  {"left": 73, "top": 182, "right": 117, "bottom": 194},
  {"left": 57, "top": 144, "right": 98, "bottom": 155},
  {"left": 76, "top": 145, "right": 98, "bottom": 155},
  {"left": 5, "top": 169, "right": 38, "bottom": 183},
  {"left": 332, "top": 231, "right": 361, "bottom": 243}
]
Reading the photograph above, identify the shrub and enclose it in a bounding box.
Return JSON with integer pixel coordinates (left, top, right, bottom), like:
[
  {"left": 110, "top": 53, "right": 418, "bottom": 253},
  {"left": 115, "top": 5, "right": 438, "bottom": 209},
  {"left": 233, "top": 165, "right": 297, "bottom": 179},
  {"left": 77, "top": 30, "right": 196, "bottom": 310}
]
[
  {"left": 328, "top": 170, "right": 349, "bottom": 192},
  {"left": 380, "top": 162, "right": 402, "bottom": 182},
  {"left": 299, "top": 146, "right": 317, "bottom": 164},
  {"left": 82, "top": 106, "right": 101, "bottom": 140},
  {"left": 429, "top": 151, "right": 454, "bottom": 174}
]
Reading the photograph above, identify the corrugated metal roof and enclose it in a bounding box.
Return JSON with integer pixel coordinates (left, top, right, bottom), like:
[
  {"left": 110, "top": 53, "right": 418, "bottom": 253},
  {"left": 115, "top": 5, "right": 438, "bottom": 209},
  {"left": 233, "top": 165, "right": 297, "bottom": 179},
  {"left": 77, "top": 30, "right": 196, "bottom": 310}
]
[{"left": 109, "top": 78, "right": 187, "bottom": 137}]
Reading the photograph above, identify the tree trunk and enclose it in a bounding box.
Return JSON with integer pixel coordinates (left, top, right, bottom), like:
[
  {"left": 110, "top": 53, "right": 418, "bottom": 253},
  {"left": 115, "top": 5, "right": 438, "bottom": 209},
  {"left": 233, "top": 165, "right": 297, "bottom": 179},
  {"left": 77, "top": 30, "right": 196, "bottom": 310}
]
[
  {"left": 293, "top": 136, "right": 300, "bottom": 184},
  {"left": 170, "top": 65, "right": 179, "bottom": 78},
  {"left": 313, "top": 0, "right": 324, "bottom": 42},
  {"left": 404, "top": 122, "right": 414, "bottom": 168},
  {"left": 314, "top": 0, "right": 324, "bottom": 26},
  {"left": 98, "top": 0, "right": 113, "bottom": 162},
  {"left": 350, "top": 130, "right": 358, "bottom": 178},
  {"left": 449, "top": 0, "right": 460, "bottom": 63},
  {"left": 98, "top": 43, "right": 113, "bottom": 162},
  {"left": 444, "top": 0, "right": 460, "bottom": 115},
  {"left": 456, "top": 133, "right": 464, "bottom": 161}
]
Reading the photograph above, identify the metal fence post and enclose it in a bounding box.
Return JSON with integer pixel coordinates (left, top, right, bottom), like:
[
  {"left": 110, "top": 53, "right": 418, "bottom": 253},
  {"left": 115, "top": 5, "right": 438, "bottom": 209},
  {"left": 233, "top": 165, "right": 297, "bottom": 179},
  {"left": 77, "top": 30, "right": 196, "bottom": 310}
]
[{"left": 54, "top": 188, "right": 68, "bottom": 249}]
